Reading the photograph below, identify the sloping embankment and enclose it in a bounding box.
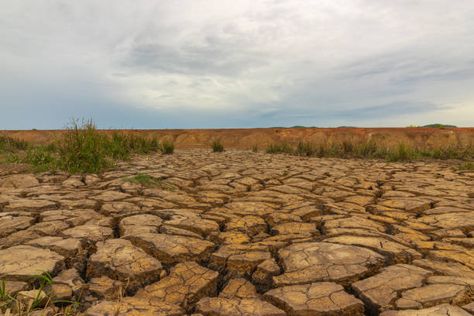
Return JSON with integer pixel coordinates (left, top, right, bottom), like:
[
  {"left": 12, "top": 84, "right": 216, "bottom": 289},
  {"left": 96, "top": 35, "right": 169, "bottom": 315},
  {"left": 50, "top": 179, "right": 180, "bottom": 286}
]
[{"left": 2, "top": 127, "right": 474, "bottom": 149}]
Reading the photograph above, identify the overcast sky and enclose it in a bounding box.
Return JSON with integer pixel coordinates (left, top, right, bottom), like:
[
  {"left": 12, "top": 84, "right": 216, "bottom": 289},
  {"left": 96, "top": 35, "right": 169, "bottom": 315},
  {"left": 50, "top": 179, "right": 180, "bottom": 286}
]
[{"left": 1, "top": 0, "right": 473, "bottom": 129}]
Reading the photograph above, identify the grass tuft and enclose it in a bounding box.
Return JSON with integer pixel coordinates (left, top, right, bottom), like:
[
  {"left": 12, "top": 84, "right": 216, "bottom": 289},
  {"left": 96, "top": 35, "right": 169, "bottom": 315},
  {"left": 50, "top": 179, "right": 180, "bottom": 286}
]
[
  {"left": 212, "top": 139, "right": 224, "bottom": 152},
  {"left": 2, "top": 119, "right": 162, "bottom": 174},
  {"left": 55, "top": 119, "right": 111, "bottom": 174},
  {"left": 266, "top": 140, "right": 473, "bottom": 162},
  {"left": 160, "top": 141, "right": 175, "bottom": 155},
  {"left": 125, "top": 173, "right": 176, "bottom": 190}
]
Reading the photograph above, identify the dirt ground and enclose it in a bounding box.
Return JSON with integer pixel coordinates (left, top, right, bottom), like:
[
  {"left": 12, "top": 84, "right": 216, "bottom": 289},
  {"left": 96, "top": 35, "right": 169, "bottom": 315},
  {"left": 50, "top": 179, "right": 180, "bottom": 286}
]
[{"left": 0, "top": 150, "right": 473, "bottom": 315}]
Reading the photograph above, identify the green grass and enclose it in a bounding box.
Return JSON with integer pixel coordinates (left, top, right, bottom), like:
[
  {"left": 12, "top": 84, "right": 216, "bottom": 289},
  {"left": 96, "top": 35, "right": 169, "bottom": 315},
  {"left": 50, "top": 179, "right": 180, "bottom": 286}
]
[
  {"left": 212, "top": 139, "right": 224, "bottom": 152},
  {"left": 2, "top": 120, "right": 162, "bottom": 174},
  {"left": 55, "top": 120, "right": 112, "bottom": 174},
  {"left": 160, "top": 141, "right": 175, "bottom": 155},
  {"left": 125, "top": 173, "right": 176, "bottom": 190},
  {"left": 266, "top": 141, "right": 474, "bottom": 162},
  {"left": 1, "top": 272, "right": 80, "bottom": 315}
]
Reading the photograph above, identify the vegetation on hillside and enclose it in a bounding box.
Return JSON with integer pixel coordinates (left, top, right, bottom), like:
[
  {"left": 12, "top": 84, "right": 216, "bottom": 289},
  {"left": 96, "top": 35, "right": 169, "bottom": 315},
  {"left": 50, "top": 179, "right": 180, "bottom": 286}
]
[
  {"left": 266, "top": 140, "right": 474, "bottom": 162},
  {"left": 0, "top": 120, "right": 173, "bottom": 174},
  {"left": 2, "top": 121, "right": 472, "bottom": 173}
]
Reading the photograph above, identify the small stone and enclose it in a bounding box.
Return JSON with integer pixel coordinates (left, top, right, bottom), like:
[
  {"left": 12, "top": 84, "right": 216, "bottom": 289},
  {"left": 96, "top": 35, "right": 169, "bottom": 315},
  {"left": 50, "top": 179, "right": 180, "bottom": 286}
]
[
  {"left": 225, "top": 215, "right": 267, "bottom": 236},
  {"left": 124, "top": 233, "right": 214, "bottom": 265},
  {"left": 62, "top": 224, "right": 113, "bottom": 243},
  {"left": 51, "top": 268, "right": 84, "bottom": 300},
  {"left": 274, "top": 242, "right": 384, "bottom": 286},
  {"left": 271, "top": 222, "right": 318, "bottom": 235},
  {"left": 252, "top": 259, "right": 281, "bottom": 287},
  {"left": 264, "top": 282, "right": 364, "bottom": 316},
  {"left": 87, "top": 239, "right": 163, "bottom": 292},
  {"left": 324, "top": 235, "right": 421, "bottom": 263},
  {"left": 352, "top": 264, "right": 432, "bottom": 313},
  {"left": 0, "top": 215, "right": 34, "bottom": 238},
  {"left": 87, "top": 276, "right": 124, "bottom": 300},
  {"left": 4, "top": 199, "right": 57, "bottom": 212},
  {"left": 135, "top": 261, "right": 219, "bottom": 310},
  {"left": 0, "top": 245, "right": 64, "bottom": 281},
  {"left": 196, "top": 297, "right": 286, "bottom": 316},
  {"left": 380, "top": 303, "right": 471, "bottom": 316},
  {"left": 219, "top": 278, "right": 258, "bottom": 299},
  {"left": 210, "top": 244, "right": 272, "bottom": 278},
  {"left": 0, "top": 174, "right": 39, "bottom": 188},
  {"left": 395, "top": 283, "right": 471, "bottom": 309},
  {"left": 119, "top": 214, "right": 162, "bottom": 236},
  {"left": 85, "top": 297, "right": 184, "bottom": 316},
  {"left": 217, "top": 231, "right": 251, "bottom": 244}
]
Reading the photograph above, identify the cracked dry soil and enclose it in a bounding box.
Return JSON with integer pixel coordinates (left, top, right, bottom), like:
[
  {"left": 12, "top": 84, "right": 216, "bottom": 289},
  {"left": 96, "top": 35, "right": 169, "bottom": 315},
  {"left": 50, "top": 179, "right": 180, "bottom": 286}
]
[{"left": 0, "top": 150, "right": 473, "bottom": 315}]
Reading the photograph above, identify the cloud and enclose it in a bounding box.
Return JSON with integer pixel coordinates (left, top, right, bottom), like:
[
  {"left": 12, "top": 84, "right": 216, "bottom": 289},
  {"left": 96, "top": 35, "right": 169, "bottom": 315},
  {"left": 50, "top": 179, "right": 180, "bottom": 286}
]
[{"left": 0, "top": 0, "right": 473, "bottom": 128}]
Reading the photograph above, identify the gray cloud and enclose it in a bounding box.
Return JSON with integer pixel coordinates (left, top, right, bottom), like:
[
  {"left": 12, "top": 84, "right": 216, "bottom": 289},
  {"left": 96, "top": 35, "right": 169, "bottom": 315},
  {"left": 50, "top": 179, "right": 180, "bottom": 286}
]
[{"left": 1, "top": 0, "right": 473, "bottom": 129}]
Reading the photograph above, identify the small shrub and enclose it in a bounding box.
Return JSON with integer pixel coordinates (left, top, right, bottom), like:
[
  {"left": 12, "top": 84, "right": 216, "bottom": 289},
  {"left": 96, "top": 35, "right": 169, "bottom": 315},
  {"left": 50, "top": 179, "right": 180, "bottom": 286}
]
[
  {"left": 108, "top": 132, "right": 133, "bottom": 160},
  {"left": 125, "top": 134, "right": 160, "bottom": 154},
  {"left": 295, "top": 142, "right": 316, "bottom": 156},
  {"left": 386, "top": 143, "right": 417, "bottom": 162},
  {"left": 354, "top": 141, "right": 380, "bottom": 158},
  {"left": 25, "top": 146, "right": 57, "bottom": 172},
  {"left": 125, "top": 173, "right": 176, "bottom": 190},
  {"left": 212, "top": 139, "right": 224, "bottom": 152},
  {"left": 161, "top": 141, "right": 175, "bottom": 154},
  {"left": 1, "top": 272, "right": 80, "bottom": 315},
  {"left": 252, "top": 145, "right": 258, "bottom": 153},
  {"left": 56, "top": 119, "right": 111, "bottom": 174}
]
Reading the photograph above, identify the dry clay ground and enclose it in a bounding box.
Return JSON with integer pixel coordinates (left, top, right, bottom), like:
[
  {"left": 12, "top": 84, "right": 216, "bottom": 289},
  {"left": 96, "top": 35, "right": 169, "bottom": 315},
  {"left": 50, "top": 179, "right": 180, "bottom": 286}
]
[{"left": 0, "top": 150, "right": 473, "bottom": 315}]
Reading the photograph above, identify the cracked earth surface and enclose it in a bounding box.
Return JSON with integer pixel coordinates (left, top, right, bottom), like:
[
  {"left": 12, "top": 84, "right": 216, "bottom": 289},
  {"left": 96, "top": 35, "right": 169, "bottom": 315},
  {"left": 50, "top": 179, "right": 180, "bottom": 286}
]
[{"left": 0, "top": 150, "right": 473, "bottom": 315}]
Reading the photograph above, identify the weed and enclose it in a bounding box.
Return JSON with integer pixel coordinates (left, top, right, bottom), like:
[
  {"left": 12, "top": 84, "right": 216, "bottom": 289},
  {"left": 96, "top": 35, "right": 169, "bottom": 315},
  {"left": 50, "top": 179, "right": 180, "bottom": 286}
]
[
  {"left": 122, "top": 134, "right": 160, "bottom": 155},
  {"left": 252, "top": 145, "right": 258, "bottom": 153},
  {"left": 386, "top": 143, "right": 417, "bottom": 162},
  {"left": 212, "top": 139, "right": 224, "bottom": 152},
  {"left": 266, "top": 140, "right": 473, "bottom": 162},
  {"left": 53, "top": 119, "right": 111, "bottom": 174},
  {"left": 30, "top": 273, "right": 53, "bottom": 309},
  {"left": 160, "top": 141, "right": 175, "bottom": 155},
  {"left": 15, "top": 120, "right": 162, "bottom": 174},
  {"left": 354, "top": 140, "right": 381, "bottom": 158},
  {"left": 295, "top": 142, "right": 316, "bottom": 157},
  {"left": 0, "top": 280, "right": 12, "bottom": 303},
  {"left": 125, "top": 173, "right": 176, "bottom": 190},
  {"left": 25, "top": 146, "right": 57, "bottom": 172}
]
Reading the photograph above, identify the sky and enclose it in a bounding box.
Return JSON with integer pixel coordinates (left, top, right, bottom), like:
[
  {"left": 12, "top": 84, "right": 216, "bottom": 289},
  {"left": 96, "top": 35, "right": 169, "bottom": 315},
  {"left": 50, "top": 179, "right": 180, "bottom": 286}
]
[{"left": 1, "top": 0, "right": 474, "bottom": 129}]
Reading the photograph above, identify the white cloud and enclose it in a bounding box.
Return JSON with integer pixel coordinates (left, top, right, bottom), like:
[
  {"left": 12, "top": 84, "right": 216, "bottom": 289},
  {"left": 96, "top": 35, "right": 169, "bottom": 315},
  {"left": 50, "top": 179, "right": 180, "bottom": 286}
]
[{"left": 1, "top": 0, "right": 473, "bottom": 128}]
